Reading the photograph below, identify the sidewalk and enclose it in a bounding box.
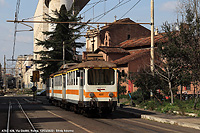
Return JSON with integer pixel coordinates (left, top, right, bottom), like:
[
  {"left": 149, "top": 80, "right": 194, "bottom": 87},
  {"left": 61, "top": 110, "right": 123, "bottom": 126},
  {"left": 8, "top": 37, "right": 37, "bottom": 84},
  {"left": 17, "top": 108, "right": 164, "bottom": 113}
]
[{"left": 117, "top": 105, "right": 200, "bottom": 130}]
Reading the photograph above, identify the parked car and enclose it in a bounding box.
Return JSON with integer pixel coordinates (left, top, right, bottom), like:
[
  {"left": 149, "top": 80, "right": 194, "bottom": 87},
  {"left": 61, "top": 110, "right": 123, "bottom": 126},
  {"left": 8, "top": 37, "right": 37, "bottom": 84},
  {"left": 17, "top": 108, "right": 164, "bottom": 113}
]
[{"left": 36, "top": 89, "right": 46, "bottom": 96}]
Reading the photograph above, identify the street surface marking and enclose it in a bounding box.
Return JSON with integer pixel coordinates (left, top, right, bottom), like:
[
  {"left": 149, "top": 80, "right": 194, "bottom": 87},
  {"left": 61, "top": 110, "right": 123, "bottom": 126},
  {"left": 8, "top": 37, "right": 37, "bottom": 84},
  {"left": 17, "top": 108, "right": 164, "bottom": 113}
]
[
  {"left": 47, "top": 111, "right": 93, "bottom": 133},
  {"left": 7, "top": 101, "right": 11, "bottom": 133},
  {"left": 123, "top": 119, "right": 182, "bottom": 133}
]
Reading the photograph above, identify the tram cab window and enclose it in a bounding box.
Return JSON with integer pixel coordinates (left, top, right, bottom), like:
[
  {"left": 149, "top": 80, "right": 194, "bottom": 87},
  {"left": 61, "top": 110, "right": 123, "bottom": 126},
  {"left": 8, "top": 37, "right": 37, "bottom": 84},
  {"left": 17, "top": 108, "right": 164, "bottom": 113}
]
[{"left": 88, "top": 69, "right": 115, "bottom": 85}]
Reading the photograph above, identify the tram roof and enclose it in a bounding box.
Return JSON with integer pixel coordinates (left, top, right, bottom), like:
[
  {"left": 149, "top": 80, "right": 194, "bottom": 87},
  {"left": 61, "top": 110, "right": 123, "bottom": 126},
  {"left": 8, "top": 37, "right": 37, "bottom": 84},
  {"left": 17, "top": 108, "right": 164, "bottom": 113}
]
[
  {"left": 68, "top": 60, "right": 117, "bottom": 70},
  {"left": 50, "top": 60, "right": 117, "bottom": 77}
]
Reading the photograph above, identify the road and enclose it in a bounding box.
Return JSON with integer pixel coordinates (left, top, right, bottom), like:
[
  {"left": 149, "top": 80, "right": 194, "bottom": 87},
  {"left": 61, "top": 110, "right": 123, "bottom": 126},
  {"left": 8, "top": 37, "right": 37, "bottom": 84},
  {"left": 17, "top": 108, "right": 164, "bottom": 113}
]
[{"left": 0, "top": 95, "right": 199, "bottom": 133}]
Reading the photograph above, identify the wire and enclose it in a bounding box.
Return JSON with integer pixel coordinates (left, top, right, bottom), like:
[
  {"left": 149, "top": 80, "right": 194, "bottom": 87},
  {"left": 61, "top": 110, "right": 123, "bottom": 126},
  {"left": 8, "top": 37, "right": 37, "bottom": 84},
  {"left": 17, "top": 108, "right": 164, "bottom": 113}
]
[
  {"left": 92, "top": 0, "right": 132, "bottom": 22},
  {"left": 22, "top": 12, "right": 54, "bottom": 21},
  {"left": 80, "top": 0, "right": 103, "bottom": 15},
  {"left": 79, "top": 0, "right": 132, "bottom": 38},
  {"left": 12, "top": 0, "right": 21, "bottom": 60},
  {"left": 93, "top": 0, "right": 126, "bottom": 21},
  {"left": 87, "top": 0, "right": 105, "bottom": 5},
  {"left": 120, "top": 0, "right": 142, "bottom": 19}
]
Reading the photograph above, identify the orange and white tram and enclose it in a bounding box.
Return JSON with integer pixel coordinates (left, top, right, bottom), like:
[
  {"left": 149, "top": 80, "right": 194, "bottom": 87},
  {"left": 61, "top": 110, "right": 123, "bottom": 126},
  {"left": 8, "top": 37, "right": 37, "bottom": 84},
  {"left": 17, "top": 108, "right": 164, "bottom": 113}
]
[{"left": 47, "top": 60, "right": 117, "bottom": 115}]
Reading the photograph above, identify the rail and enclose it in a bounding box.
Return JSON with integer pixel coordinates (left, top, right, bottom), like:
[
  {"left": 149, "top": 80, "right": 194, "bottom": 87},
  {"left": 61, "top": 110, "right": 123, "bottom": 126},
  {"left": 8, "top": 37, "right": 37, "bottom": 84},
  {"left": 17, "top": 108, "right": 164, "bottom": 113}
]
[
  {"left": 6, "top": 99, "right": 37, "bottom": 133},
  {"left": 16, "top": 99, "right": 37, "bottom": 132}
]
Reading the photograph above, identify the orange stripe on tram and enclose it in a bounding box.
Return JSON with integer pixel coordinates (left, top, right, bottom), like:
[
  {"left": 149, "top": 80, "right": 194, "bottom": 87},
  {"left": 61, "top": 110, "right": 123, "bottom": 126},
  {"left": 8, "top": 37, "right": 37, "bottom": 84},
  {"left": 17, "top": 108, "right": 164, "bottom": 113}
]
[
  {"left": 54, "top": 90, "right": 62, "bottom": 94},
  {"left": 84, "top": 90, "right": 117, "bottom": 98},
  {"left": 66, "top": 90, "right": 79, "bottom": 95}
]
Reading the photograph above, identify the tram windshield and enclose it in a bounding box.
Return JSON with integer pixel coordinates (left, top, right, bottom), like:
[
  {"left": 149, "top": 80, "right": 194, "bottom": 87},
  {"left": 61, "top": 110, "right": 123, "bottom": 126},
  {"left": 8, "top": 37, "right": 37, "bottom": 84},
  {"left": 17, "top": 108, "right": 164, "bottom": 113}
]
[{"left": 88, "top": 69, "right": 115, "bottom": 85}]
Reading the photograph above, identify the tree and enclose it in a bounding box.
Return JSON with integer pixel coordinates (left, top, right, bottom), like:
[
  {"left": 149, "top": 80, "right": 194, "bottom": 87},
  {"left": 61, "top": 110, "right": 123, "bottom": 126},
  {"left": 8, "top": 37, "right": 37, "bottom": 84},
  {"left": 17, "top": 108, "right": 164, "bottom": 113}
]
[
  {"left": 35, "top": 5, "right": 85, "bottom": 82},
  {"left": 155, "top": 22, "right": 193, "bottom": 104},
  {"left": 157, "top": 0, "right": 200, "bottom": 105},
  {"left": 130, "top": 67, "right": 166, "bottom": 103},
  {"left": 177, "top": 0, "right": 200, "bottom": 108}
]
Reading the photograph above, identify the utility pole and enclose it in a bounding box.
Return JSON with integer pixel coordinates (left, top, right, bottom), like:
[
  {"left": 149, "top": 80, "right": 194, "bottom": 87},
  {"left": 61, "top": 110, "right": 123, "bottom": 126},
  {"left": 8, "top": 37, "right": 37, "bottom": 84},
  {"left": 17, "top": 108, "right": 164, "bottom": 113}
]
[
  {"left": 4, "top": 55, "right": 7, "bottom": 92},
  {"left": 150, "top": 0, "right": 154, "bottom": 74},
  {"left": 21, "top": 59, "right": 23, "bottom": 91},
  {"left": 150, "top": 0, "right": 154, "bottom": 99}
]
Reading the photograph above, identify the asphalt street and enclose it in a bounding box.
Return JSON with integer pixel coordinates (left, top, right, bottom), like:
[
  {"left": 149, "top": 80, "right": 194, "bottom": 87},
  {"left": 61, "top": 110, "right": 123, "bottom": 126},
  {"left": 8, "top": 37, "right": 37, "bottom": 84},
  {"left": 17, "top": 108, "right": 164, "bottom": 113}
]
[{"left": 0, "top": 95, "right": 199, "bottom": 133}]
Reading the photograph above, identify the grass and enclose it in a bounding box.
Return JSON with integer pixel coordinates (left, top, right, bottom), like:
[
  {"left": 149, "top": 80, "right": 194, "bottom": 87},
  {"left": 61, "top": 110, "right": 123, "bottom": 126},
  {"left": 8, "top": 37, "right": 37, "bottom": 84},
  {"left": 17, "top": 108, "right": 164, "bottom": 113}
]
[{"left": 120, "top": 96, "right": 200, "bottom": 117}]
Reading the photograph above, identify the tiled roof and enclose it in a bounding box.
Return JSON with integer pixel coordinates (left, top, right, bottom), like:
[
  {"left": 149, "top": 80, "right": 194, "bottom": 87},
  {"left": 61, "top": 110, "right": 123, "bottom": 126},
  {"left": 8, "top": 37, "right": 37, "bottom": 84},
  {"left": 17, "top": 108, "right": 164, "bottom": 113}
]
[
  {"left": 95, "top": 47, "right": 129, "bottom": 54},
  {"left": 112, "top": 49, "right": 150, "bottom": 65},
  {"left": 101, "top": 18, "right": 135, "bottom": 30},
  {"left": 117, "top": 34, "right": 168, "bottom": 48}
]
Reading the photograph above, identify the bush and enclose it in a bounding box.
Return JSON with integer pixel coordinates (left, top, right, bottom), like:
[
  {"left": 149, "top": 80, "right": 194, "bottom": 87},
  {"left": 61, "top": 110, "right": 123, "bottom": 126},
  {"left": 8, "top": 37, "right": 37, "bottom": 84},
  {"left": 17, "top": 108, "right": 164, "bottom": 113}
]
[
  {"left": 146, "top": 100, "right": 157, "bottom": 110},
  {"left": 161, "top": 103, "right": 179, "bottom": 113},
  {"left": 131, "top": 89, "right": 150, "bottom": 104},
  {"left": 137, "top": 98, "right": 200, "bottom": 116},
  {"left": 119, "top": 94, "right": 129, "bottom": 99},
  {"left": 119, "top": 86, "right": 126, "bottom": 95}
]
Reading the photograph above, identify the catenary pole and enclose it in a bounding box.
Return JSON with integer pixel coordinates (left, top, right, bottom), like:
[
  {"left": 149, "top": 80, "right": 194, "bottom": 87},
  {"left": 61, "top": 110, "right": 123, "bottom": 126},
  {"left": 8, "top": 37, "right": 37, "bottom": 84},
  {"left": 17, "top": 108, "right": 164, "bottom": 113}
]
[
  {"left": 150, "top": 0, "right": 155, "bottom": 99},
  {"left": 151, "top": 0, "right": 154, "bottom": 74},
  {"left": 4, "top": 55, "right": 7, "bottom": 92}
]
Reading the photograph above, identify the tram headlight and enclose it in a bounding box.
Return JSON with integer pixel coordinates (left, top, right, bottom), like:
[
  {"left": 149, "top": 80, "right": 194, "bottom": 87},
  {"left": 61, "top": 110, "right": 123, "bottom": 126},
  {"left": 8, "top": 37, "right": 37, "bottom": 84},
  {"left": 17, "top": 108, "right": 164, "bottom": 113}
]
[
  {"left": 89, "top": 92, "right": 95, "bottom": 98},
  {"left": 109, "top": 92, "right": 114, "bottom": 98}
]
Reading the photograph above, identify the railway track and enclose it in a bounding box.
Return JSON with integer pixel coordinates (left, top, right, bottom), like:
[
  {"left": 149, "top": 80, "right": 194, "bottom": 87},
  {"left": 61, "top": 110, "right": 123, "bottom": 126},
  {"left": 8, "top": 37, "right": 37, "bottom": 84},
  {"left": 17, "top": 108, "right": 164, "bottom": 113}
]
[{"left": 5, "top": 98, "right": 37, "bottom": 133}]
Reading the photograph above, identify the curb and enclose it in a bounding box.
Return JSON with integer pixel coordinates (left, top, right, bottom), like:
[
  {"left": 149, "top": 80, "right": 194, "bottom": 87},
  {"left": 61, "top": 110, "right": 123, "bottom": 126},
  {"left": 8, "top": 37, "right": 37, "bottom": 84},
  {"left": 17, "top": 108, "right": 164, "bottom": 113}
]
[
  {"left": 116, "top": 107, "right": 200, "bottom": 130},
  {"left": 141, "top": 115, "right": 200, "bottom": 130}
]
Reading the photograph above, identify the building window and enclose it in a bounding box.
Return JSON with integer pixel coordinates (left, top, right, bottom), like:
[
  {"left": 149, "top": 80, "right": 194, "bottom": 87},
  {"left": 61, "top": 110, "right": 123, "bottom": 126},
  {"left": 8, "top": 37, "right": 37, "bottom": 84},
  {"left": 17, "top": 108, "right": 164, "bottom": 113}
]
[
  {"left": 105, "top": 42, "right": 108, "bottom": 46},
  {"left": 127, "top": 34, "right": 130, "bottom": 40}
]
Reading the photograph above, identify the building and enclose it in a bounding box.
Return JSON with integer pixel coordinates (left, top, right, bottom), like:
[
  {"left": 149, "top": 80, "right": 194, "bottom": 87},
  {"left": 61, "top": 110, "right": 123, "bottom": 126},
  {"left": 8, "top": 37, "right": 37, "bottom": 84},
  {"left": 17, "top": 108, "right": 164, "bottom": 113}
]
[
  {"left": 15, "top": 55, "right": 34, "bottom": 89},
  {"left": 23, "top": 55, "right": 34, "bottom": 88},
  {"left": 85, "top": 18, "right": 151, "bottom": 53},
  {"left": 84, "top": 18, "right": 168, "bottom": 93},
  {"left": 33, "top": 0, "right": 90, "bottom": 89}
]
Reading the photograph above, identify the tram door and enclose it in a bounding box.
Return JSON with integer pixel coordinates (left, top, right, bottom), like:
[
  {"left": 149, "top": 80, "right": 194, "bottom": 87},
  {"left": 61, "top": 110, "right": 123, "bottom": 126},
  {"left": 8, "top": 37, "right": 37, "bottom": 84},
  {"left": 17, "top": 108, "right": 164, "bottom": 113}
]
[{"left": 78, "top": 70, "right": 84, "bottom": 101}]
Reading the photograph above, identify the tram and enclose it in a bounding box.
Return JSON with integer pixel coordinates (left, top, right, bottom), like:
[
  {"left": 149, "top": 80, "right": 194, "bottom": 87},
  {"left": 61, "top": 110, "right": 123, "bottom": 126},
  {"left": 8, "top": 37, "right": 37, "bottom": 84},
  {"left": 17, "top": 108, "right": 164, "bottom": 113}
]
[{"left": 47, "top": 59, "right": 117, "bottom": 115}]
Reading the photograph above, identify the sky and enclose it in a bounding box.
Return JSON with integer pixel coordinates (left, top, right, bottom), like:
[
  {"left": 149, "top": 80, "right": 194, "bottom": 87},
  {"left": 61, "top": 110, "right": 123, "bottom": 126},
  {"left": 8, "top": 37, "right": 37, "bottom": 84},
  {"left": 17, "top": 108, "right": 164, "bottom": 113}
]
[{"left": 0, "top": 0, "right": 179, "bottom": 72}]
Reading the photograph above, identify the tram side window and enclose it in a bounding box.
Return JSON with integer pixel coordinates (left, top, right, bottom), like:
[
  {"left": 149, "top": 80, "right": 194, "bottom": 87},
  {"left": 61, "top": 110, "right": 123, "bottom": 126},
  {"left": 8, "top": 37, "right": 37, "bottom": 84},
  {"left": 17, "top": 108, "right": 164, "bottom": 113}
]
[
  {"left": 71, "top": 72, "right": 73, "bottom": 85},
  {"left": 55, "top": 76, "right": 62, "bottom": 86},
  {"left": 80, "top": 70, "right": 84, "bottom": 86},
  {"left": 74, "top": 71, "right": 76, "bottom": 85},
  {"left": 55, "top": 77, "right": 57, "bottom": 86},
  {"left": 69, "top": 72, "right": 71, "bottom": 85},
  {"left": 72, "top": 72, "right": 74, "bottom": 85},
  {"left": 59, "top": 76, "right": 62, "bottom": 86},
  {"left": 67, "top": 73, "right": 69, "bottom": 85},
  {"left": 63, "top": 75, "right": 66, "bottom": 88},
  {"left": 73, "top": 71, "right": 76, "bottom": 85},
  {"left": 76, "top": 70, "right": 80, "bottom": 85},
  {"left": 52, "top": 79, "right": 54, "bottom": 88}
]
